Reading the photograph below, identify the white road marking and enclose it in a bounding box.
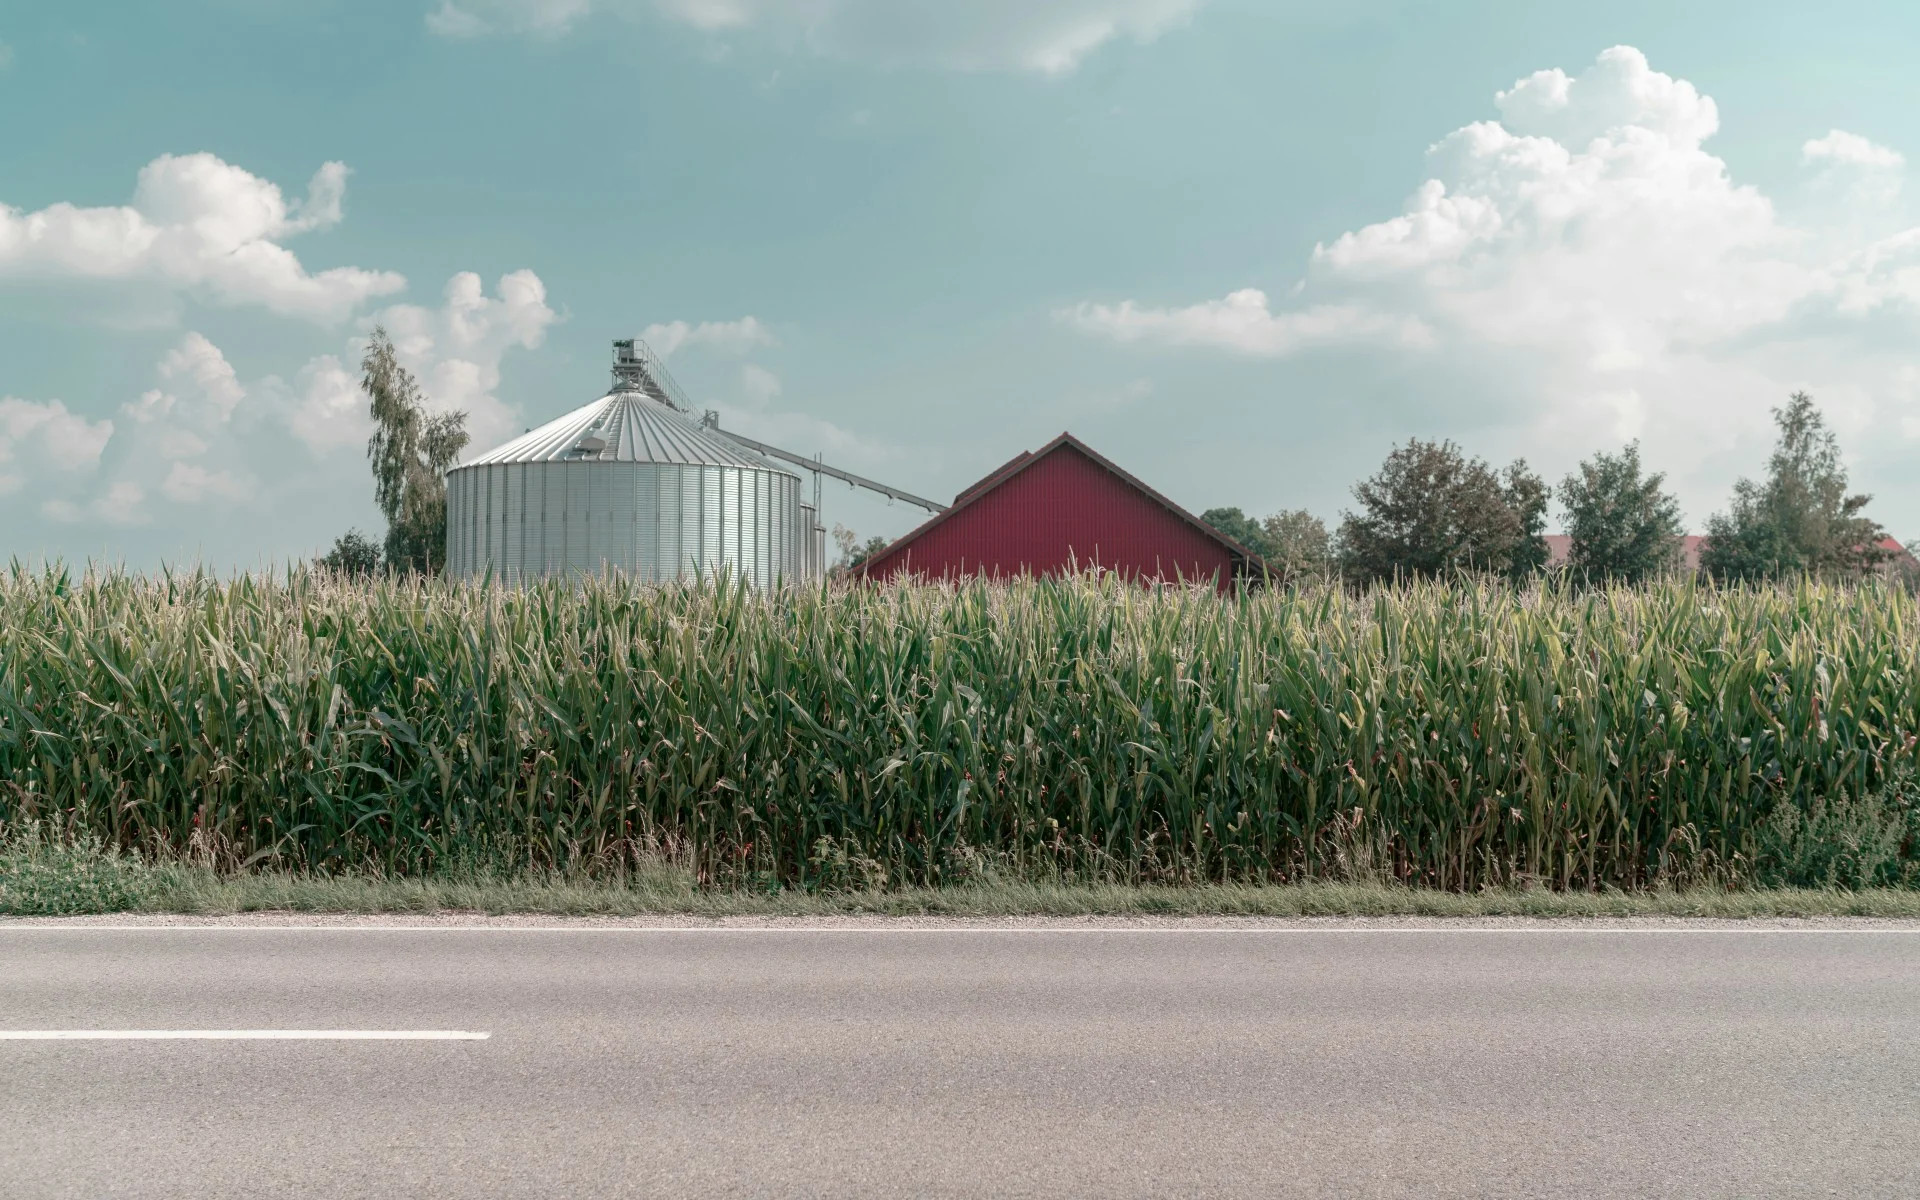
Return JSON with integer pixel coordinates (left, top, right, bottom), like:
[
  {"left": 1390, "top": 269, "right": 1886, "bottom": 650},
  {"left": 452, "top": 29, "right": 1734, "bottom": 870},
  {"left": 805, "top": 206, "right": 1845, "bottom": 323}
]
[
  {"left": 1, "top": 924, "right": 1917, "bottom": 934},
  {"left": 0, "top": 1030, "right": 489, "bottom": 1040}
]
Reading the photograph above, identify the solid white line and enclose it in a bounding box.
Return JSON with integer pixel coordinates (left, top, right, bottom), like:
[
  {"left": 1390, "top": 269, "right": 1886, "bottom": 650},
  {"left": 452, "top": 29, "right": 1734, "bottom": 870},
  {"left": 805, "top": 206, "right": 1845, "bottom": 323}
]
[
  {"left": 1, "top": 925, "right": 1917, "bottom": 935},
  {"left": 0, "top": 1030, "right": 489, "bottom": 1040}
]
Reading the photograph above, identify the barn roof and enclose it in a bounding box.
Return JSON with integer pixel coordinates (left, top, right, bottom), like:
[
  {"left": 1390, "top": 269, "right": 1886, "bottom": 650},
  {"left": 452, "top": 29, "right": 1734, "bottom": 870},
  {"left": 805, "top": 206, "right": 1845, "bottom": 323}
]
[{"left": 858, "top": 432, "right": 1267, "bottom": 579}]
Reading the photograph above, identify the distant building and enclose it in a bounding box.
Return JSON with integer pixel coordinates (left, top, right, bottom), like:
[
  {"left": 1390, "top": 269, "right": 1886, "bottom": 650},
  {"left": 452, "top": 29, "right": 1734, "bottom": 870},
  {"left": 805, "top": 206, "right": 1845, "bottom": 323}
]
[{"left": 858, "top": 433, "right": 1264, "bottom": 586}]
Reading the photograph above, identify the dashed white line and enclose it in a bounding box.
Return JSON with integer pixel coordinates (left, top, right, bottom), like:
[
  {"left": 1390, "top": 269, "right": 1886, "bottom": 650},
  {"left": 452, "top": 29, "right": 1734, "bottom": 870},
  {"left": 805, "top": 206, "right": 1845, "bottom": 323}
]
[{"left": 0, "top": 1030, "right": 490, "bottom": 1040}]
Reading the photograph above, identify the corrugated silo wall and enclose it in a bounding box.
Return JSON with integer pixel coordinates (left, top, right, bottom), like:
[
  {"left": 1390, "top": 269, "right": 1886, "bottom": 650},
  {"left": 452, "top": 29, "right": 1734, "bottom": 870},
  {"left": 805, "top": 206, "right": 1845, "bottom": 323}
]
[{"left": 445, "top": 461, "right": 806, "bottom": 585}]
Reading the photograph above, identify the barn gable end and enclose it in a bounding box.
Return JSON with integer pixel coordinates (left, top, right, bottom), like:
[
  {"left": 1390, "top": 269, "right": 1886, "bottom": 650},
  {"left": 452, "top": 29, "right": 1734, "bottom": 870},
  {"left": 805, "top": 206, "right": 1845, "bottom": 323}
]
[{"left": 858, "top": 434, "right": 1261, "bottom": 585}]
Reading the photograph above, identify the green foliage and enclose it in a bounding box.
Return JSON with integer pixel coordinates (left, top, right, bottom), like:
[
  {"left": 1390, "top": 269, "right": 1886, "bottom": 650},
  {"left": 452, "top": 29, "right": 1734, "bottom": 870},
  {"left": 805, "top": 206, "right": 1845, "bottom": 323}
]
[
  {"left": 362, "top": 327, "right": 468, "bottom": 576},
  {"left": 1337, "top": 440, "right": 1549, "bottom": 583},
  {"left": 1702, "top": 393, "right": 1888, "bottom": 582},
  {"left": 1752, "top": 773, "right": 1919, "bottom": 889},
  {"left": 317, "top": 530, "right": 383, "bottom": 578},
  {"left": 830, "top": 524, "right": 892, "bottom": 573},
  {"left": 1200, "top": 507, "right": 1268, "bottom": 555},
  {"left": 1259, "top": 509, "right": 1333, "bottom": 579},
  {"left": 1203, "top": 508, "right": 1333, "bottom": 581},
  {"left": 1558, "top": 442, "right": 1685, "bottom": 584},
  {"left": 0, "top": 824, "right": 167, "bottom": 915},
  {"left": 3, "top": 567, "right": 1918, "bottom": 894}
]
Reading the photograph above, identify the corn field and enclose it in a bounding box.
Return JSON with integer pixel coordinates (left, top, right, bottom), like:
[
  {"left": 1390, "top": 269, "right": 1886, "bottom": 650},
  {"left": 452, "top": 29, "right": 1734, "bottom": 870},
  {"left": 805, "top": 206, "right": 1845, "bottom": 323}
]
[{"left": 1, "top": 566, "right": 1915, "bottom": 890}]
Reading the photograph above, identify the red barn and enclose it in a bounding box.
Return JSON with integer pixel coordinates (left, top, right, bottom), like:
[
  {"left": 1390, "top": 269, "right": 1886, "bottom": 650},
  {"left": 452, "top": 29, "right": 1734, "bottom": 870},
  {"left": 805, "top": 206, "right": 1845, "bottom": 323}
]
[{"left": 858, "top": 433, "right": 1263, "bottom": 586}]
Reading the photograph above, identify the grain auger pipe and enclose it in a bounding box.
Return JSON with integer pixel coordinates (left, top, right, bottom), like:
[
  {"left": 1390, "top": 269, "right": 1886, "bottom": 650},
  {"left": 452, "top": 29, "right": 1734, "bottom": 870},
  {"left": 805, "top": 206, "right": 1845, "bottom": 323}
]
[{"left": 701, "top": 414, "right": 949, "bottom": 515}]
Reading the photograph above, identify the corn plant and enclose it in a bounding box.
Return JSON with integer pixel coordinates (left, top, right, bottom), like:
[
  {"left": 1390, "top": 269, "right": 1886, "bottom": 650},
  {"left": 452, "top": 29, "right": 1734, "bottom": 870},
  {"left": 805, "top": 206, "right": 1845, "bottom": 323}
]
[{"left": 1, "top": 565, "right": 1914, "bottom": 890}]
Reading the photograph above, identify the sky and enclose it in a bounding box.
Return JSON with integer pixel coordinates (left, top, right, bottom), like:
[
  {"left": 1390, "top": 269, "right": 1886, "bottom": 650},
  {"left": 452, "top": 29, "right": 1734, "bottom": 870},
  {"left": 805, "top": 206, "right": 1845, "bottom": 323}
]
[{"left": 4, "top": 0, "right": 1920, "bottom": 569}]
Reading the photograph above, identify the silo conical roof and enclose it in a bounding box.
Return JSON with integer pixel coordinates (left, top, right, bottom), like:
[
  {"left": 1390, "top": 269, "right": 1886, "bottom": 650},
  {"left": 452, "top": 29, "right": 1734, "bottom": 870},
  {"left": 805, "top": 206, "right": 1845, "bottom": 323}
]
[{"left": 464, "top": 390, "right": 792, "bottom": 471}]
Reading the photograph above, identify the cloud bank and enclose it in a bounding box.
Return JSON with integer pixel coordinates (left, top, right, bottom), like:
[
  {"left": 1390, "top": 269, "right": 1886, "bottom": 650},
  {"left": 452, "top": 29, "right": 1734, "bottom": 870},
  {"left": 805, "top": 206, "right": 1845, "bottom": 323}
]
[
  {"left": 0, "top": 153, "right": 403, "bottom": 322},
  {"left": 1066, "top": 46, "right": 1920, "bottom": 517}
]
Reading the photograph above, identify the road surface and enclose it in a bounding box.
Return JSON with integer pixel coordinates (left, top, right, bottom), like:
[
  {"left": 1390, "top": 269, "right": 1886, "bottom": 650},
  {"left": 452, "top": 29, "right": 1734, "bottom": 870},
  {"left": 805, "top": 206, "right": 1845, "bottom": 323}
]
[{"left": 3, "top": 917, "right": 1917, "bottom": 1198}]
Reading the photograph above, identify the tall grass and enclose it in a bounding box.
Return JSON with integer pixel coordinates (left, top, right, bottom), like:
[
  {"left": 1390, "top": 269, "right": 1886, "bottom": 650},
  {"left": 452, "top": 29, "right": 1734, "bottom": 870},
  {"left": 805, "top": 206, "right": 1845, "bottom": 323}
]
[{"left": 2, "top": 566, "right": 1915, "bottom": 891}]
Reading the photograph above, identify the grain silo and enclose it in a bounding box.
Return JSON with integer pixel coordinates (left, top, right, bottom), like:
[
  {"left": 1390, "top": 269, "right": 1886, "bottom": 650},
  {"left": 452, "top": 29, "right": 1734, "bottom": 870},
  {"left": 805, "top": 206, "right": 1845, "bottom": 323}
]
[
  {"left": 444, "top": 341, "right": 817, "bottom": 584},
  {"left": 445, "top": 338, "right": 947, "bottom": 585}
]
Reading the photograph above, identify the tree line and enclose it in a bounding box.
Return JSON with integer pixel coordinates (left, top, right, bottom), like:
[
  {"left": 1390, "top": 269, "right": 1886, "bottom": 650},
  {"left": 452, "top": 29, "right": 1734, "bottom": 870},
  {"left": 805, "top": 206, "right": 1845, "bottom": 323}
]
[
  {"left": 318, "top": 351, "right": 1911, "bottom": 591},
  {"left": 1204, "top": 392, "right": 1914, "bottom": 586}
]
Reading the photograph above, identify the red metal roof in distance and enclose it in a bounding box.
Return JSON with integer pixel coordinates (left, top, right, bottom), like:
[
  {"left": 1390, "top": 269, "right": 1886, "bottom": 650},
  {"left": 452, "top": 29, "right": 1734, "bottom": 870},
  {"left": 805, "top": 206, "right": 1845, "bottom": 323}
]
[{"left": 857, "top": 433, "right": 1263, "bottom": 587}]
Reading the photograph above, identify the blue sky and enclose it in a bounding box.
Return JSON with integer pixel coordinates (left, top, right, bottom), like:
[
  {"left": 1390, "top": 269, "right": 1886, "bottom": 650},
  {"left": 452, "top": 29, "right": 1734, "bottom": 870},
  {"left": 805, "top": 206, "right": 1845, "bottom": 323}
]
[{"left": 5, "top": 0, "right": 1920, "bottom": 568}]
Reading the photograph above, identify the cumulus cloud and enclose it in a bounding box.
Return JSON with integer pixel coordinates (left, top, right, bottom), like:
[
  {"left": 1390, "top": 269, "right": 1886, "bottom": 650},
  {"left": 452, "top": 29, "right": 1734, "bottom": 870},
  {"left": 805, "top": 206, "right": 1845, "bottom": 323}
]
[
  {"left": 1066, "top": 46, "right": 1920, "bottom": 520},
  {"left": 0, "top": 398, "right": 114, "bottom": 493},
  {"left": 363, "top": 269, "right": 559, "bottom": 452},
  {"left": 1804, "top": 129, "right": 1904, "bottom": 170},
  {"left": 93, "top": 272, "right": 558, "bottom": 469},
  {"left": 428, "top": 0, "right": 1202, "bottom": 72},
  {"left": 641, "top": 315, "right": 773, "bottom": 358},
  {"left": 122, "top": 332, "right": 247, "bottom": 430},
  {"left": 22, "top": 265, "right": 554, "bottom": 544},
  {"left": 0, "top": 153, "right": 403, "bottom": 322},
  {"left": 280, "top": 354, "right": 366, "bottom": 454}
]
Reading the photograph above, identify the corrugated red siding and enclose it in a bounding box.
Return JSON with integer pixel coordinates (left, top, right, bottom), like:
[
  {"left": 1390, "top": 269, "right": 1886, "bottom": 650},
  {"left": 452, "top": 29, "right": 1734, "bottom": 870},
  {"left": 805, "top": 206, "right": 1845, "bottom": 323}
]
[{"left": 863, "top": 442, "right": 1238, "bottom": 585}]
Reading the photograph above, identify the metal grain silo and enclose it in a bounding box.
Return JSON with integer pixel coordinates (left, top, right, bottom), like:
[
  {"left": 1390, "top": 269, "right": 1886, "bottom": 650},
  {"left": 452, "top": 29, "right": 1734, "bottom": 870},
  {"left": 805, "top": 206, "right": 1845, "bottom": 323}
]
[{"left": 444, "top": 341, "right": 814, "bottom": 585}]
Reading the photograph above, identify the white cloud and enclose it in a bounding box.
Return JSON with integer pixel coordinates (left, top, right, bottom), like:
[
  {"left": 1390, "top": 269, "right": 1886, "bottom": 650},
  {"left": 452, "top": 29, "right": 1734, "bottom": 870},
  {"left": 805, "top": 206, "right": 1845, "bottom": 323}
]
[
  {"left": 161, "top": 462, "right": 254, "bottom": 504},
  {"left": 98, "top": 273, "right": 555, "bottom": 467},
  {"left": 641, "top": 315, "right": 773, "bottom": 358},
  {"left": 740, "top": 362, "right": 782, "bottom": 404},
  {"left": 367, "top": 269, "right": 559, "bottom": 453},
  {"left": 1064, "top": 289, "right": 1434, "bottom": 354},
  {"left": 428, "top": 0, "right": 1202, "bottom": 72},
  {"left": 1066, "top": 45, "right": 1920, "bottom": 520},
  {"left": 1804, "top": 129, "right": 1904, "bottom": 170},
  {"left": 281, "top": 354, "right": 367, "bottom": 454},
  {"left": 0, "top": 397, "right": 115, "bottom": 477},
  {"left": 1801, "top": 129, "right": 1905, "bottom": 211},
  {"left": 123, "top": 332, "right": 247, "bottom": 429},
  {"left": 0, "top": 153, "right": 403, "bottom": 322}
]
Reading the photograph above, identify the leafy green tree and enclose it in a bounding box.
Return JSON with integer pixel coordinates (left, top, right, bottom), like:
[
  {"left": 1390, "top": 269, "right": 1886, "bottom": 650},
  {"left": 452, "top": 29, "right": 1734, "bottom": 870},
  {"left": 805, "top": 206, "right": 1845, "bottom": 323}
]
[
  {"left": 363, "top": 327, "right": 468, "bottom": 575},
  {"left": 1700, "top": 393, "right": 1888, "bottom": 581},
  {"left": 1260, "top": 509, "right": 1333, "bottom": 579},
  {"left": 1502, "top": 461, "right": 1552, "bottom": 579},
  {"left": 1335, "top": 439, "right": 1549, "bottom": 584},
  {"left": 1557, "top": 442, "right": 1684, "bottom": 584},
  {"left": 317, "top": 529, "right": 383, "bottom": 578},
  {"left": 1199, "top": 507, "right": 1271, "bottom": 556},
  {"left": 1202, "top": 507, "right": 1335, "bottom": 580}
]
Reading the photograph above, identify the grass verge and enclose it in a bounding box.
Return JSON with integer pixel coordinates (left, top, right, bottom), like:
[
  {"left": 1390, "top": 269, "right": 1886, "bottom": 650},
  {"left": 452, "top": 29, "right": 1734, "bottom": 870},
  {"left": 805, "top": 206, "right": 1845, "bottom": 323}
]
[{"left": 5, "top": 834, "right": 1920, "bottom": 919}]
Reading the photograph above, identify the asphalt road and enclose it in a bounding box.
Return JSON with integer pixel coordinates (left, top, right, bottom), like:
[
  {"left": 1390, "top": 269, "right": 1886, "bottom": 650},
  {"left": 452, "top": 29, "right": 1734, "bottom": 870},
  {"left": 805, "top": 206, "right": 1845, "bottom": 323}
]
[{"left": 3, "top": 919, "right": 1918, "bottom": 1199}]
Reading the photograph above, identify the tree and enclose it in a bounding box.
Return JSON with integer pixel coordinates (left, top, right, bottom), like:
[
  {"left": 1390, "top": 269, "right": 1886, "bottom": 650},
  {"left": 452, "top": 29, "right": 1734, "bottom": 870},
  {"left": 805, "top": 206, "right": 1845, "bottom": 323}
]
[
  {"left": 1700, "top": 392, "right": 1888, "bottom": 581},
  {"left": 1557, "top": 442, "right": 1684, "bottom": 584},
  {"left": 1335, "top": 439, "right": 1549, "bottom": 584},
  {"left": 830, "top": 524, "right": 891, "bottom": 574},
  {"left": 1202, "top": 507, "right": 1335, "bottom": 581},
  {"left": 1200, "top": 508, "right": 1270, "bottom": 556},
  {"left": 1260, "top": 509, "right": 1333, "bottom": 579},
  {"left": 317, "top": 529, "right": 382, "bottom": 578},
  {"left": 363, "top": 327, "right": 468, "bottom": 575}
]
